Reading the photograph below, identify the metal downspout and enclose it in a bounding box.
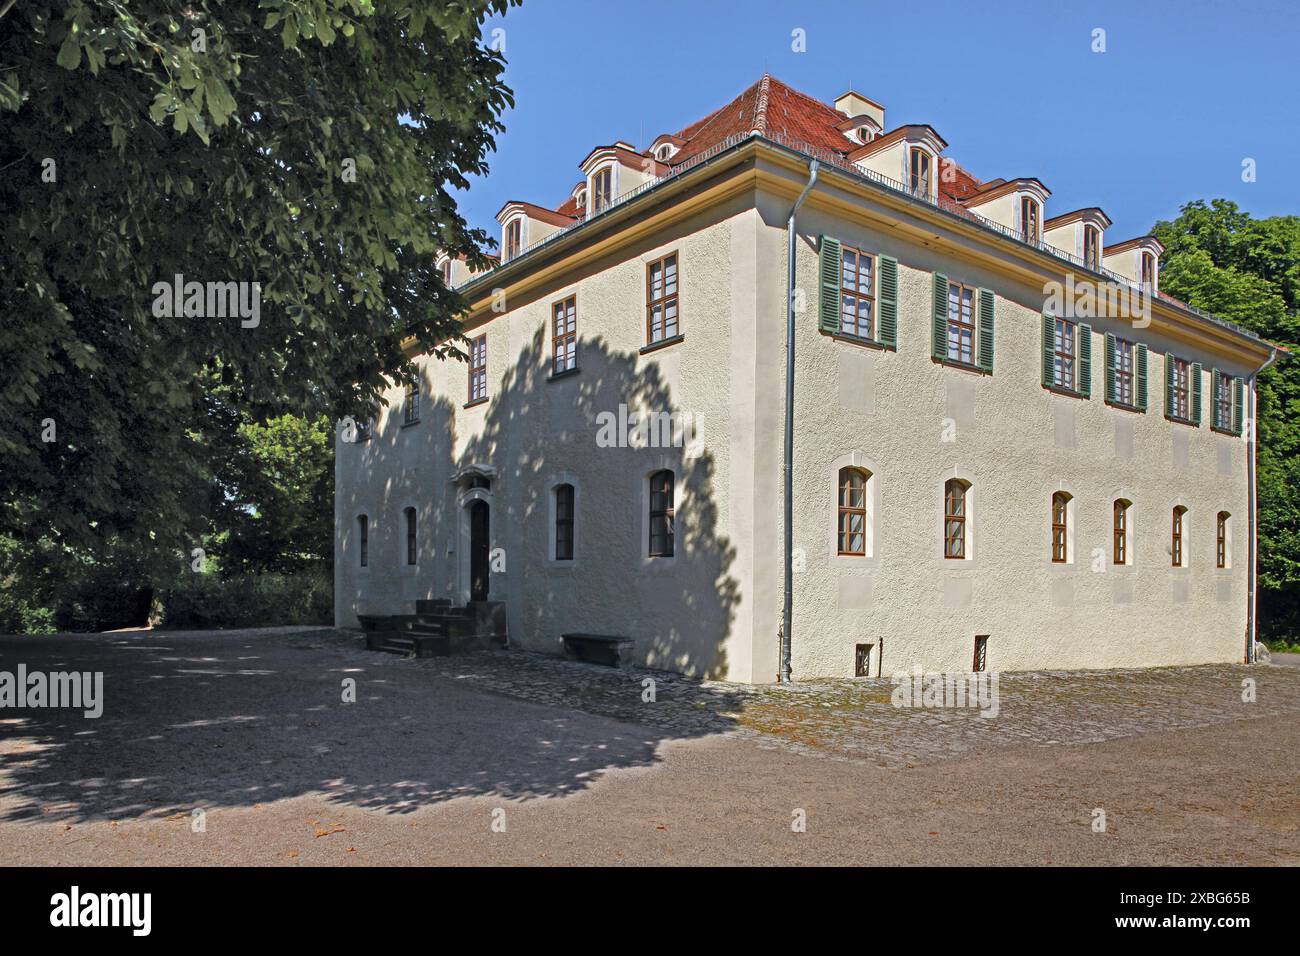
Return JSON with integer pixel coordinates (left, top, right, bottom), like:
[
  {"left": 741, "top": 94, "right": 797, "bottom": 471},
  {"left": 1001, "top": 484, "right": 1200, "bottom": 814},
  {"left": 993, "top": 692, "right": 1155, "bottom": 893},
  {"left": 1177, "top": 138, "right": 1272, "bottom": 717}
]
[{"left": 781, "top": 159, "right": 819, "bottom": 683}]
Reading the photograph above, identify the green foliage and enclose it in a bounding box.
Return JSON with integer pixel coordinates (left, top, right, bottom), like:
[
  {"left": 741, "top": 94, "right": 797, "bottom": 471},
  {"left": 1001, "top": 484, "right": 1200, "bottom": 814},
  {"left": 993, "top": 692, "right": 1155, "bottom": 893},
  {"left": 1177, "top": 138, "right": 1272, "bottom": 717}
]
[
  {"left": 0, "top": 592, "right": 58, "bottom": 635},
  {"left": 0, "top": 1, "right": 516, "bottom": 568},
  {"left": 156, "top": 568, "right": 333, "bottom": 628},
  {"left": 1153, "top": 200, "right": 1300, "bottom": 637},
  {"left": 210, "top": 412, "right": 335, "bottom": 575}
]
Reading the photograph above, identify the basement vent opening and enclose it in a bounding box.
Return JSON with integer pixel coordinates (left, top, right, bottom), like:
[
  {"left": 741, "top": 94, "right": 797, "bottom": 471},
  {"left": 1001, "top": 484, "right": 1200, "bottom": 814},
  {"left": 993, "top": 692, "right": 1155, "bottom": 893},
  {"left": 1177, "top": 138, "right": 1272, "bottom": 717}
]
[
  {"left": 973, "top": 635, "right": 989, "bottom": 673},
  {"left": 855, "top": 643, "right": 875, "bottom": 678}
]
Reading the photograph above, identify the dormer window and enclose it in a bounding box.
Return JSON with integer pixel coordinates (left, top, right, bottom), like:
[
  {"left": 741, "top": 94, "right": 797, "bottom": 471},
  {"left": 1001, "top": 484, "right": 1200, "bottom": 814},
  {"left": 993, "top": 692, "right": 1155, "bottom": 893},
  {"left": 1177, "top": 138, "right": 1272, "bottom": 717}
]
[
  {"left": 504, "top": 218, "right": 522, "bottom": 261},
  {"left": 1083, "top": 225, "right": 1100, "bottom": 270},
  {"left": 439, "top": 258, "right": 453, "bottom": 285},
  {"left": 1021, "top": 196, "right": 1041, "bottom": 243},
  {"left": 655, "top": 145, "right": 674, "bottom": 162},
  {"left": 591, "top": 167, "right": 613, "bottom": 214},
  {"left": 1140, "top": 251, "right": 1156, "bottom": 288},
  {"left": 909, "top": 147, "right": 932, "bottom": 199}
]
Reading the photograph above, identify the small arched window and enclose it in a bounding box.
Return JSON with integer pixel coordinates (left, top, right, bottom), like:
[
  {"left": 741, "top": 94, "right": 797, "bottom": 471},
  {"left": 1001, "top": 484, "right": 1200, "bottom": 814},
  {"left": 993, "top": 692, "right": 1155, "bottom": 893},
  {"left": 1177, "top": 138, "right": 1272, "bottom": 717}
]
[
  {"left": 591, "top": 166, "right": 613, "bottom": 214},
  {"left": 404, "top": 507, "right": 417, "bottom": 566},
  {"left": 837, "top": 467, "right": 869, "bottom": 556},
  {"left": 504, "top": 218, "right": 522, "bottom": 260},
  {"left": 555, "top": 484, "right": 575, "bottom": 561},
  {"left": 358, "top": 515, "right": 369, "bottom": 568},
  {"left": 944, "top": 479, "right": 968, "bottom": 559},
  {"left": 1172, "top": 506, "right": 1188, "bottom": 567},
  {"left": 1084, "top": 224, "right": 1101, "bottom": 270},
  {"left": 909, "top": 147, "right": 932, "bottom": 198},
  {"left": 1021, "top": 196, "right": 1041, "bottom": 242},
  {"left": 1217, "top": 511, "right": 1230, "bottom": 569},
  {"left": 648, "top": 470, "right": 675, "bottom": 557},
  {"left": 1113, "top": 499, "right": 1131, "bottom": 566},
  {"left": 1140, "top": 251, "right": 1157, "bottom": 288},
  {"left": 1051, "top": 492, "right": 1071, "bottom": 563}
]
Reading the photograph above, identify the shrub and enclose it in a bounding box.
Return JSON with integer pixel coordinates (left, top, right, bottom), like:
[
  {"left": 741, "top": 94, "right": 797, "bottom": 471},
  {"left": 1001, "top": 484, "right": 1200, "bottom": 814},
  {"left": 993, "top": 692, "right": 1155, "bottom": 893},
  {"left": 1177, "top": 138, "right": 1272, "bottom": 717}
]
[
  {"left": 157, "top": 568, "right": 332, "bottom": 629},
  {"left": 0, "top": 591, "right": 57, "bottom": 634}
]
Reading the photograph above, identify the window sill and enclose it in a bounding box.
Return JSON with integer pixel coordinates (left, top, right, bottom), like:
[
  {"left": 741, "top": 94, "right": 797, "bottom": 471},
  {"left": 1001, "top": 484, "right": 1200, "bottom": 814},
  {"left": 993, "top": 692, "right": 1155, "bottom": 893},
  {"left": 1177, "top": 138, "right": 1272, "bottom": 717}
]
[
  {"left": 548, "top": 366, "right": 580, "bottom": 382},
  {"left": 640, "top": 334, "right": 684, "bottom": 355},
  {"left": 822, "top": 330, "right": 894, "bottom": 352},
  {"left": 1164, "top": 414, "right": 1199, "bottom": 428},
  {"left": 1043, "top": 384, "right": 1089, "bottom": 400},
  {"left": 932, "top": 356, "right": 991, "bottom": 375},
  {"left": 1210, "top": 424, "right": 1240, "bottom": 436},
  {"left": 1105, "top": 399, "right": 1144, "bottom": 414},
  {"left": 400, "top": 419, "right": 420, "bottom": 429},
  {"left": 463, "top": 397, "right": 488, "bottom": 410}
]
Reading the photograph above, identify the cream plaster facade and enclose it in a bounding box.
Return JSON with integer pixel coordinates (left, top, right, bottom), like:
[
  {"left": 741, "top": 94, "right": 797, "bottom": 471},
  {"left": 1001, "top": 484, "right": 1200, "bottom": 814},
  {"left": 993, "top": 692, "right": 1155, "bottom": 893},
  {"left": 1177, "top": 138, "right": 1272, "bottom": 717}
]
[{"left": 336, "top": 133, "right": 1270, "bottom": 684}]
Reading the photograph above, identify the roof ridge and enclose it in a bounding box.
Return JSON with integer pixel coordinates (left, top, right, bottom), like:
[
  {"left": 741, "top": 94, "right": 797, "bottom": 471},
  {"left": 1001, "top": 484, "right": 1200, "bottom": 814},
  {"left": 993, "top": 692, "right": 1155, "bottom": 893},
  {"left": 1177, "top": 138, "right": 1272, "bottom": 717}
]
[{"left": 752, "top": 73, "right": 772, "bottom": 133}]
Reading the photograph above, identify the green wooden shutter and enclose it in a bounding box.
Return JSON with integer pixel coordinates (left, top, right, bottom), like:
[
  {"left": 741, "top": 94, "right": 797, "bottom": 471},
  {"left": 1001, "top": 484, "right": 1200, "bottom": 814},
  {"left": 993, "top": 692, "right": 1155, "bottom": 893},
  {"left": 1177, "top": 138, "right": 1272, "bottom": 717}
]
[
  {"left": 1104, "top": 332, "right": 1116, "bottom": 403},
  {"left": 1232, "top": 376, "right": 1245, "bottom": 435},
  {"left": 1136, "top": 344, "right": 1149, "bottom": 412},
  {"left": 1165, "top": 353, "right": 1176, "bottom": 417},
  {"left": 1077, "top": 324, "right": 1092, "bottom": 398},
  {"left": 976, "top": 288, "right": 994, "bottom": 372},
  {"left": 818, "top": 236, "right": 842, "bottom": 335},
  {"left": 1041, "top": 314, "right": 1055, "bottom": 388},
  {"left": 931, "top": 273, "right": 948, "bottom": 360},
  {"left": 877, "top": 255, "right": 898, "bottom": 349},
  {"left": 1190, "top": 362, "right": 1203, "bottom": 425}
]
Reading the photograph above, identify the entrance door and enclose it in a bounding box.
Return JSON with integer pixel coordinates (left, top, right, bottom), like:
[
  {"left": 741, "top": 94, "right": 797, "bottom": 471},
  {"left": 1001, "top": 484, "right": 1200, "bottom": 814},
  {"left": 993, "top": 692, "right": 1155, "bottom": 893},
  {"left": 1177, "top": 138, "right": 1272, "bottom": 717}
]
[{"left": 469, "top": 500, "right": 490, "bottom": 601}]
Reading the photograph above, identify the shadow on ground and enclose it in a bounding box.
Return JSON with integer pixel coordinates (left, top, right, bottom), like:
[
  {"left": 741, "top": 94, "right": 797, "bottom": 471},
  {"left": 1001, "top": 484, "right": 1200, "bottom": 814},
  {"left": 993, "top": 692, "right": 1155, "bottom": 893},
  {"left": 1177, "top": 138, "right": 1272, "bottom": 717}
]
[{"left": 0, "top": 628, "right": 745, "bottom": 824}]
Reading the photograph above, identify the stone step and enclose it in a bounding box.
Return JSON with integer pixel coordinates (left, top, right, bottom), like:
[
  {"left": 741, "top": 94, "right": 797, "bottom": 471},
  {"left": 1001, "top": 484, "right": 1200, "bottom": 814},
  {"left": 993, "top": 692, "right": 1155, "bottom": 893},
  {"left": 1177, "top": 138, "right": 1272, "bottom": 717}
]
[{"left": 415, "top": 599, "right": 453, "bottom": 614}]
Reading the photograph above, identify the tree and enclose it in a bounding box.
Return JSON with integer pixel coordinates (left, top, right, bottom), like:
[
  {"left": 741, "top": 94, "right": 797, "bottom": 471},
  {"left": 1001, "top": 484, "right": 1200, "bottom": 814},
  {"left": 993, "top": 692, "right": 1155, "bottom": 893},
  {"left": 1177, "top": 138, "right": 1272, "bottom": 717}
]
[
  {"left": 1153, "top": 200, "right": 1300, "bottom": 637},
  {"left": 0, "top": 1, "right": 515, "bottom": 568},
  {"left": 210, "top": 412, "right": 335, "bottom": 576}
]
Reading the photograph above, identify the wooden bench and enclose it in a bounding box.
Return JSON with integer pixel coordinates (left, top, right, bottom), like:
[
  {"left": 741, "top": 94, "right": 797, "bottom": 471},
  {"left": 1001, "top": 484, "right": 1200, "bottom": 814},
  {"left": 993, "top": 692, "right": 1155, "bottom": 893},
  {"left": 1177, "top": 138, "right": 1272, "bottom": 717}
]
[{"left": 561, "top": 633, "right": 635, "bottom": 668}]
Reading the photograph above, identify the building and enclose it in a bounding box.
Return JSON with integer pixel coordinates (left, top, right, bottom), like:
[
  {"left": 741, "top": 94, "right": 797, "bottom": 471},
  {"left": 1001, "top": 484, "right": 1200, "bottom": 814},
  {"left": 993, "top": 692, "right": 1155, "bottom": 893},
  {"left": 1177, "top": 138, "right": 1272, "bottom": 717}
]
[{"left": 335, "top": 75, "right": 1278, "bottom": 682}]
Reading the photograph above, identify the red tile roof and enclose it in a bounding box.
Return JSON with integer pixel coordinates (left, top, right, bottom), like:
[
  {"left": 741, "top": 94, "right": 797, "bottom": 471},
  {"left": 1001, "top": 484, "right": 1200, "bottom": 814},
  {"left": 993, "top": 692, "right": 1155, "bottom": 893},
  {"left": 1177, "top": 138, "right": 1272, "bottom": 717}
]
[
  {"left": 670, "top": 75, "right": 854, "bottom": 165},
  {"left": 548, "top": 73, "right": 984, "bottom": 213}
]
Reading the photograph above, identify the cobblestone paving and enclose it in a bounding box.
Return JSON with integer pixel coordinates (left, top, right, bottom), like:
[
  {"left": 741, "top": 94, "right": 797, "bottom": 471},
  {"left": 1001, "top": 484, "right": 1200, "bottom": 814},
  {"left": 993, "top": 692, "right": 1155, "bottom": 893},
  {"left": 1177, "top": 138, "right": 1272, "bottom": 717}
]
[{"left": 305, "top": 629, "right": 1300, "bottom": 768}]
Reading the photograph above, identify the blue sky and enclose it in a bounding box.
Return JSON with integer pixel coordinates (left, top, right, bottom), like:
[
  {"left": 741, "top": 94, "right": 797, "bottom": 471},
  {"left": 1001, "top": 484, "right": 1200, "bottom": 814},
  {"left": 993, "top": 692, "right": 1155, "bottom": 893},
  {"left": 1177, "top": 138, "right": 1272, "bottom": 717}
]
[{"left": 461, "top": 0, "right": 1298, "bottom": 246}]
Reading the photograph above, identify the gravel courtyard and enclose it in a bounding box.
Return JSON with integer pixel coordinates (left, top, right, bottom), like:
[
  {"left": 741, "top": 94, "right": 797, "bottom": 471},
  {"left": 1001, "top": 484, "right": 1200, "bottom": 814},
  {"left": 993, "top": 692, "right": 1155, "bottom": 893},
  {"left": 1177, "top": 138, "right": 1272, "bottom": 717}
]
[{"left": 1, "top": 627, "right": 1297, "bottom": 865}]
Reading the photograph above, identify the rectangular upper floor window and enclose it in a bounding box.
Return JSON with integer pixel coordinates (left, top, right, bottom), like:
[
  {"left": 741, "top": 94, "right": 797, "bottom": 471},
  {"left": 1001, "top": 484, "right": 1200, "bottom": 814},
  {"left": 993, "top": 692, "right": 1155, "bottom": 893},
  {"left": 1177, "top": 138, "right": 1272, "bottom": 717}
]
[
  {"left": 646, "top": 253, "right": 679, "bottom": 345},
  {"left": 840, "top": 247, "right": 874, "bottom": 339},
  {"left": 1214, "top": 370, "right": 1233, "bottom": 430},
  {"left": 1169, "top": 357, "right": 1190, "bottom": 421},
  {"left": 403, "top": 378, "right": 420, "bottom": 425},
  {"left": 946, "top": 282, "right": 977, "bottom": 365},
  {"left": 468, "top": 335, "right": 488, "bottom": 403},
  {"left": 1113, "top": 337, "right": 1134, "bottom": 406},
  {"left": 552, "top": 296, "right": 577, "bottom": 375},
  {"left": 1053, "top": 317, "right": 1077, "bottom": 391}
]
